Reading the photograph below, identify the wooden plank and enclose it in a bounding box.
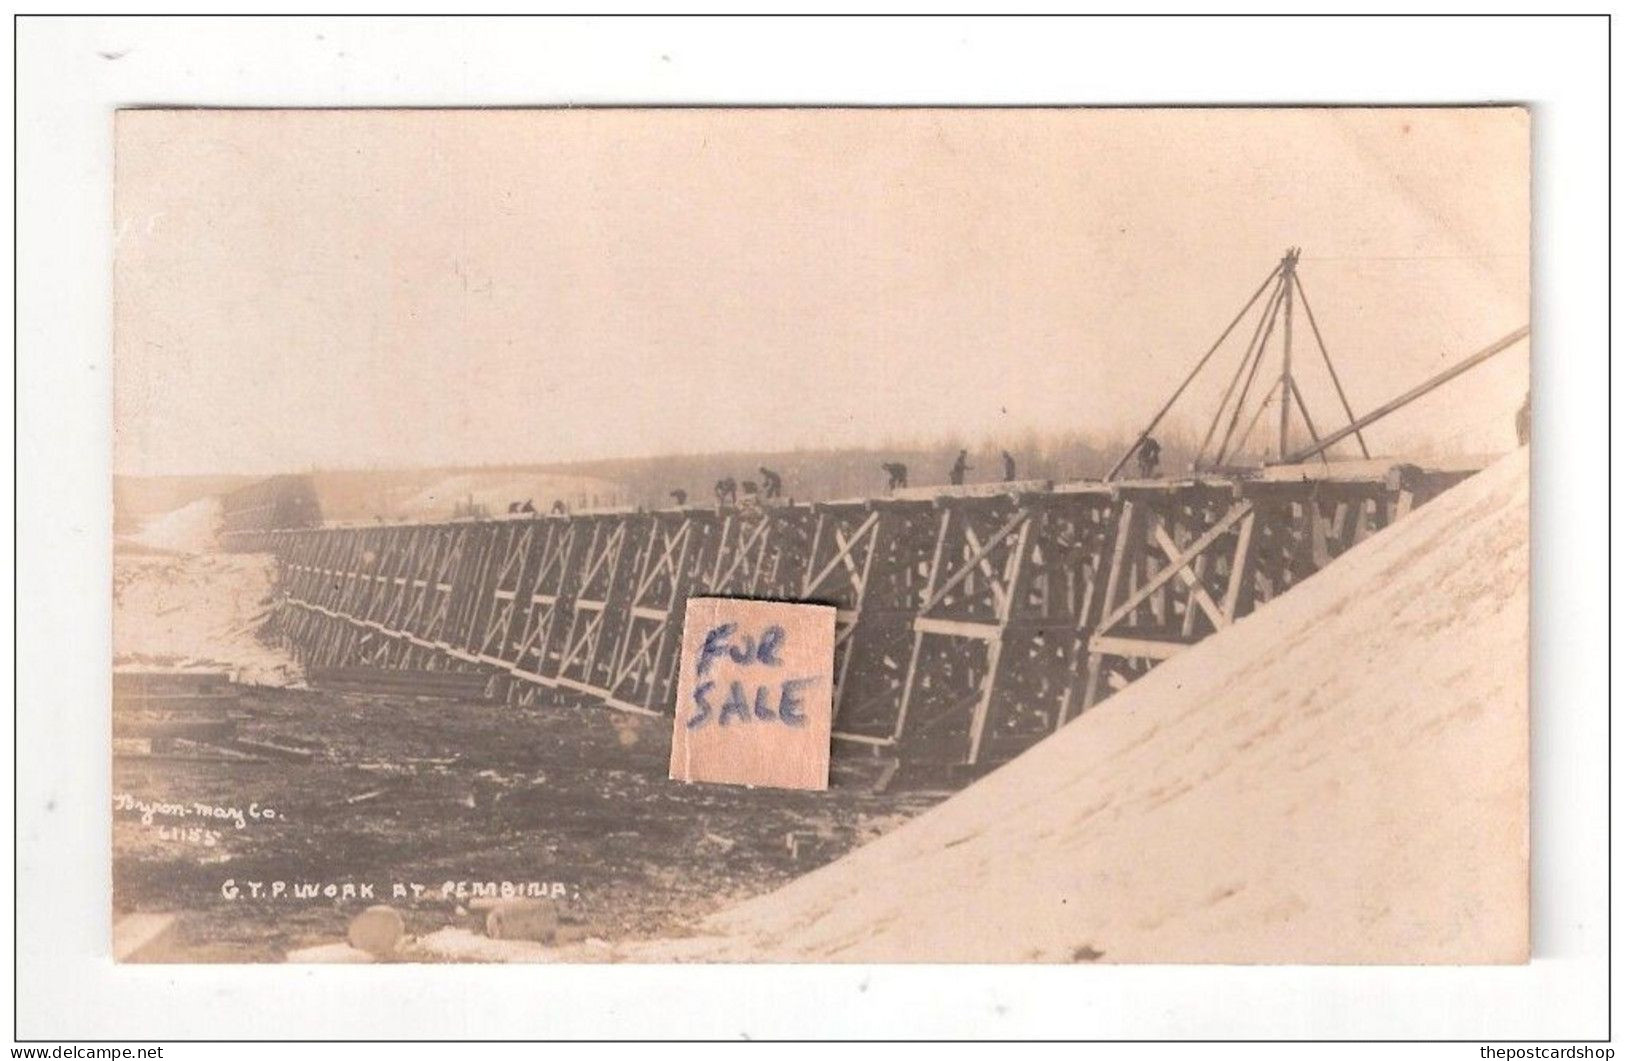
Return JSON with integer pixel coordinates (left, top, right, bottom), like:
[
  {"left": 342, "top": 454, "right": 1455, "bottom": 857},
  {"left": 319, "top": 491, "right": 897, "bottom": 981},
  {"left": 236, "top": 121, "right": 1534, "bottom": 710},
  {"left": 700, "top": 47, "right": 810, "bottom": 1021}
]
[
  {"left": 1094, "top": 500, "right": 1138, "bottom": 633},
  {"left": 1180, "top": 551, "right": 1211, "bottom": 639},
  {"left": 1078, "top": 651, "right": 1109, "bottom": 712},
  {"left": 1087, "top": 634, "right": 1188, "bottom": 661},
  {"left": 1220, "top": 510, "right": 1259, "bottom": 622},
  {"left": 912, "top": 616, "right": 1001, "bottom": 641},
  {"left": 1285, "top": 326, "right": 1529, "bottom": 463},
  {"left": 831, "top": 729, "right": 895, "bottom": 747},
  {"left": 964, "top": 636, "right": 1004, "bottom": 766},
  {"left": 212, "top": 737, "right": 304, "bottom": 763}
]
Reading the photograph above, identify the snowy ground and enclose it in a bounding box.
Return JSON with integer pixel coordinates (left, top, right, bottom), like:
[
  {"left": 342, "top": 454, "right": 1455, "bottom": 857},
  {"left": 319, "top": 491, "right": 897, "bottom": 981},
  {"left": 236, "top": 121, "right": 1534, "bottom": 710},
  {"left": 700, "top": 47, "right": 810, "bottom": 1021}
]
[
  {"left": 119, "top": 495, "right": 223, "bottom": 555},
  {"left": 112, "top": 551, "right": 302, "bottom": 687},
  {"left": 114, "top": 688, "right": 933, "bottom": 962}
]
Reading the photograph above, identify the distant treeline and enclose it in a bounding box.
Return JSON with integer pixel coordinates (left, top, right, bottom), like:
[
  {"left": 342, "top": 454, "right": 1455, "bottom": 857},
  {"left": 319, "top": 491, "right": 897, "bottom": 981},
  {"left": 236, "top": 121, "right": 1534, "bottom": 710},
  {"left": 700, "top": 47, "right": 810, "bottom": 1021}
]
[{"left": 117, "top": 424, "right": 1256, "bottom": 528}]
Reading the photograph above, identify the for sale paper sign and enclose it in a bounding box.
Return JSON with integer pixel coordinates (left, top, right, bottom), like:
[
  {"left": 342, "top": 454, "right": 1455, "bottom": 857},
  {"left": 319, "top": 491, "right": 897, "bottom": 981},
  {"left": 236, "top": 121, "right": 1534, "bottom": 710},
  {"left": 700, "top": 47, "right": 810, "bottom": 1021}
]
[{"left": 668, "top": 597, "right": 837, "bottom": 791}]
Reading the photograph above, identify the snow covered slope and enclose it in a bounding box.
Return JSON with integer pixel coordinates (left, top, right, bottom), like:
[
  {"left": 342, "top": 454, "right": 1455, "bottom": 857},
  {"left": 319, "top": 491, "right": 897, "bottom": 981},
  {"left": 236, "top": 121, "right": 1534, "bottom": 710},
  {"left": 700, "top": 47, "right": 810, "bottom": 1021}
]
[
  {"left": 654, "top": 449, "right": 1529, "bottom": 963},
  {"left": 122, "top": 496, "right": 222, "bottom": 554},
  {"left": 112, "top": 552, "right": 302, "bottom": 687}
]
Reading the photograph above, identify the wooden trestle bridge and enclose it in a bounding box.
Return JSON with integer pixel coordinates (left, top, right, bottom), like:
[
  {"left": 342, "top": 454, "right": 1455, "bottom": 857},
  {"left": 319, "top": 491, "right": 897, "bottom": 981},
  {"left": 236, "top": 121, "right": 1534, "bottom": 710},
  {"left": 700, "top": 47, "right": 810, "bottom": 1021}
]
[
  {"left": 233, "top": 457, "right": 1478, "bottom": 767},
  {"left": 230, "top": 250, "right": 1526, "bottom": 770}
]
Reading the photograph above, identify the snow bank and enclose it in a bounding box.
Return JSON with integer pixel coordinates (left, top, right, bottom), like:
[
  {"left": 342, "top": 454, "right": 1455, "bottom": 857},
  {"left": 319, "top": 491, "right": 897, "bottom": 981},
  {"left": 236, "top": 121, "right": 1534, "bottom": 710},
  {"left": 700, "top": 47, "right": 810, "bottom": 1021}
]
[
  {"left": 644, "top": 449, "right": 1529, "bottom": 963},
  {"left": 112, "top": 552, "right": 302, "bottom": 687},
  {"left": 122, "top": 496, "right": 222, "bottom": 555}
]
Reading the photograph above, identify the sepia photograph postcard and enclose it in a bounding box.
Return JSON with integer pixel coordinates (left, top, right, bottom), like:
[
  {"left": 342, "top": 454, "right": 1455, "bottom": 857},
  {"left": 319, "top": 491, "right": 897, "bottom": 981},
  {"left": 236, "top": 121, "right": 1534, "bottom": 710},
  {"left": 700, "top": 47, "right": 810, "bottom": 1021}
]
[{"left": 108, "top": 103, "right": 1532, "bottom": 967}]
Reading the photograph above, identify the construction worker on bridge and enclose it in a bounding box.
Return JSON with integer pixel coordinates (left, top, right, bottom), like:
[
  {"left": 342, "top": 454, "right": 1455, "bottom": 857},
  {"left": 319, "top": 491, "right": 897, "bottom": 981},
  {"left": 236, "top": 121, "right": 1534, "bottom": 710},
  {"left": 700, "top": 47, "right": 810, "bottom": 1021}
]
[
  {"left": 758, "top": 466, "right": 783, "bottom": 500},
  {"left": 949, "top": 449, "right": 972, "bottom": 486},
  {"left": 882, "top": 462, "right": 909, "bottom": 491},
  {"left": 1137, "top": 436, "right": 1162, "bottom": 479},
  {"left": 1002, "top": 450, "right": 1017, "bottom": 482},
  {"left": 670, "top": 489, "right": 688, "bottom": 507},
  {"left": 715, "top": 477, "right": 738, "bottom": 507}
]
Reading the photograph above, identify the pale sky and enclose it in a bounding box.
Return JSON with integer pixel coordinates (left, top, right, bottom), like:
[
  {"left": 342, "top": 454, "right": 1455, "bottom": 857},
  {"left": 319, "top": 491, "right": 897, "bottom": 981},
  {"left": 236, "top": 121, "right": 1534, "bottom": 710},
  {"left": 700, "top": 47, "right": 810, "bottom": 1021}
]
[{"left": 114, "top": 107, "right": 1529, "bottom": 476}]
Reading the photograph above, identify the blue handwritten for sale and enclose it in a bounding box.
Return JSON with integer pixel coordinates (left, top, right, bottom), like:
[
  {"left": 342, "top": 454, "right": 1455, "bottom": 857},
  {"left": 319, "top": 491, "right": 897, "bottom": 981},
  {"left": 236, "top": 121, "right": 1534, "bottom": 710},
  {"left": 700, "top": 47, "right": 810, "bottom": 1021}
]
[{"left": 686, "top": 622, "right": 819, "bottom": 729}]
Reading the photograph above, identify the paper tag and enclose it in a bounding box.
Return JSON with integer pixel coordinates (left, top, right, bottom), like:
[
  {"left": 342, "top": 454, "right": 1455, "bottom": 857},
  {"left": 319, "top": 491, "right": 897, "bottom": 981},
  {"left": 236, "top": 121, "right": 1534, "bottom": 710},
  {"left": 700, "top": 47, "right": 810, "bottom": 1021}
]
[{"left": 667, "top": 597, "right": 836, "bottom": 791}]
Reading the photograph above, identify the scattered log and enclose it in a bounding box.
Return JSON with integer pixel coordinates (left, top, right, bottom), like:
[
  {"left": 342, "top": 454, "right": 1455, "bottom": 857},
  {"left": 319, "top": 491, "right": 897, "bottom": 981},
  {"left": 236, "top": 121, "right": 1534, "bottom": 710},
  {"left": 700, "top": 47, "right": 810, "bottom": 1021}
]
[
  {"left": 347, "top": 905, "right": 406, "bottom": 958},
  {"left": 229, "top": 736, "right": 316, "bottom": 763},
  {"left": 485, "top": 899, "right": 559, "bottom": 943}
]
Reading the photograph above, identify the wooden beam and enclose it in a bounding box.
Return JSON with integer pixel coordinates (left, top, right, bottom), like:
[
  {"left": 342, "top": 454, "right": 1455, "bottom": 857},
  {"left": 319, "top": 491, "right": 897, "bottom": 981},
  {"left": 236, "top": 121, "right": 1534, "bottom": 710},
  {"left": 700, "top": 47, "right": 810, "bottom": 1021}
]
[
  {"left": 1220, "top": 510, "right": 1259, "bottom": 622},
  {"left": 1286, "top": 326, "right": 1529, "bottom": 463},
  {"left": 912, "top": 616, "right": 1002, "bottom": 640},
  {"left": 1087, "top": 634, "right": 1188, "bottom": 661}
]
